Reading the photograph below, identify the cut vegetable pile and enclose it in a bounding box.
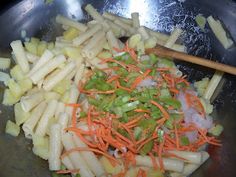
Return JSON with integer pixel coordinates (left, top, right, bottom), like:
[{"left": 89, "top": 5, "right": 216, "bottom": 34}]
[{"left": 1, "top": 4, "right": 225, "bottom": 177}]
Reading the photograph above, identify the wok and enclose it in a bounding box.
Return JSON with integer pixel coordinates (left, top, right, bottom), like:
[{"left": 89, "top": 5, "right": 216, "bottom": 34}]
[{"left": 0, "top": 0, "right": 236, "bottom": 177}]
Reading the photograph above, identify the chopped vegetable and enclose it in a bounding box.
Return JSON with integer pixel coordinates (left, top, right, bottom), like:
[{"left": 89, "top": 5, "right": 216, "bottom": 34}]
[
  {"left": 0, "top": 57, "right": 11, "bottom": 70},
  {"left": 207, "top": 16, "right": 234, "bottom": 49},
  {"left": 195, "top": 14, "right": 206, "bottom": 30},
  {"left": 5, "top": 120, "right": 20, "bottom": 137},
  {"left": 208, "top": 124, "right": 223, "bottom": 136}
]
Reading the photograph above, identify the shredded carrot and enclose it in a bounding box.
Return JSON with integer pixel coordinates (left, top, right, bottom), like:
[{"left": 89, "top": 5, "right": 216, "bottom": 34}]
[
  {"left": 158, "top": 138, "right": 165, "bottom": 172},
  {"left": 116, "top": 80, "right": 133, "bottom": 92},
  {"left": 65, "top": 103, "right": 81, "bottom": 107},
  {"left": 72, "top": 106, "right": 77, "bottom": 127},
  {"left": 149, "top": 152, "right": 159, "bottom": 170},
  {"left": 169, "top": 88, "right": 179, "bottom": 94},
  {"left": 157, "top": 68, "right": 172, "bottom": 71},
  {"left": 134, "top": 109, "right": 150, "bottom": 113},
  {"left": 174, "top": 123, "right": 180, "bottom": 149},
  {"left": 131, "top": 69, "right": 152, "bottom": 89},
  {"left": 56, "top": 169, "right": 80, "bottom": 174},
  {"left": 107, "top": 75, "right": 120, "bottom": 83},
  {"left": 137, "top": 135, "right": 158, "bottom": 151},
  {"left": 150, "top": 100, "right": 169, "bottom": 119},
  {"left": 165, "top": 152, "right": 188, "bottom": 161},
  {"left": 80, "top": 89, "right": 116, "bottom": 94}
]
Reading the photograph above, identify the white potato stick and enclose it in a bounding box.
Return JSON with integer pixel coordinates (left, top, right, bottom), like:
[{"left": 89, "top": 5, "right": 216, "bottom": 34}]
[
  {"left": 73, "top": 24, "right": 102, "bottom": 46},
  {"left": 35, "top": 99, "right": 58, "bottom": 136},
  {"left": 49, "top": 123, "right": 62, "bottom": 170},
  {"left": 61, "top": 132, "right": 95, "bottom": 177},
  {"left": 22, "top": 101, "right": 47, "bottom": 139},
  {"left": 56, "top": 15, "right": 87, "bottom": 32},
  {"left": 138, "top": 26, "right": 150, "bottom": 40},
  {"left": 55, "top": 102, "right": 65, "bottom": 120},
  {"left": 57, "top": 112, "right": 69, "bottom": 132},
  {"left": 135, "top": 155, "right": 184, "bottom": 173},
  {"left": 28, "top": 50, "right": 54, "bottom": 77},
  {"left": 168, "top": 150, "right": 202, "bottom": 164},
  {"left": 85, "top": 4, "right": 104, "bottom": 22},
  {"left": 43, "top": 61, "right": 76, "bottom": 91},
  {"left": 131, "top": 12, "right": 140, "bottom": 28},
  {"left": 10, "top": 40, "right": 29, "bottom": 73},
  {"left": 20, "top": 91, "right": 44, "bottom": 112},
  {"left": 106, "top": 30, "right": 121, "bottom": 52},
  {"left": 165, "top": 28, "right": 183, "bottom": 48},
  {"left": 30, "top": 55, "right": 66, "bottom": 84}
]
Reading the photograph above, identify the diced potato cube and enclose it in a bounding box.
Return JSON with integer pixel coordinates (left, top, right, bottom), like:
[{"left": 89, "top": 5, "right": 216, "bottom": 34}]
[
  {"left": 18, "top": 78, "right": 33, "bottom": 93},
  {"left": 37, "top": 41, "right": 48, "bottom": 56},
  {"left": 53, "top": 79, "right": 71, "bottom": 95},
  {"left": 7, "top": 79, "right": 22, "bottom": 98},
  {"left": 32, "top": 146, "right": 49, "bottom": 160},
  {"left": 64, "top": 47, "right": 82, "bottom": 59},
  {"left": 2, "top": 89, "right": 20, "bottom": 105},
  {"left": 32, "top": 134, "right": 49, "bottom": 159},
  {"left": 24, "top": 42, "right": 38, "bottom": 55},
  {"left": 47, "top": 42, "right": 54, "bottom": 50},
  {"left": 63, "top": 27, "right": 80, "bottom": 40},
  {"left": 32, "top": 134, "right": 49, "bottom": 147},
  {"left": 5, "top": 120, "right": 20, "bottom": 137},
  {"left": 31, "top": 37, "right": 40, "bottom": 45},
  {"left": 144, "top": 38, "right": 157, "bottom": 48},
  {"left": 10, "top": 65, "right": 25, "bottom": 81},
  {"left": 129, "top": 34, "right": 142, "bottom": 48},
  {"left": 14, "top": 103, "right": 31, "bottom": 125}
]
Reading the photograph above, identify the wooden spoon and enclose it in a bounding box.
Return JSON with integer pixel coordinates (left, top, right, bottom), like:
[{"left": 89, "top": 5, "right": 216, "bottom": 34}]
[{"left": 146, "top": 44, "right": 236, "bottom": 75}]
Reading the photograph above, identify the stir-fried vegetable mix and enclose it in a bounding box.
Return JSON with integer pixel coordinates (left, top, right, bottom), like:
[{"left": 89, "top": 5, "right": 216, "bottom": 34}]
[{"left": 61, "top": 44, "right": 221, "bottom": 176}]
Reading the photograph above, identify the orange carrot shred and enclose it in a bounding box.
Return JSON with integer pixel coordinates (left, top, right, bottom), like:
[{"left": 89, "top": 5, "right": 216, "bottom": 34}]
[
  {"left": 150, "top": 100, "right": 169, "bottom": 119},
  {"left": 174, "top": 123, "right": 180, "bottom": 149},
  {"left": 56, "top": 169, "right": 80, "bottom": 174},
  {"left": 149, "top": 152, "right": 159, "bottom": 170},
  {"left": 131, "top": 69, "right": 152, "bottom": 89}
]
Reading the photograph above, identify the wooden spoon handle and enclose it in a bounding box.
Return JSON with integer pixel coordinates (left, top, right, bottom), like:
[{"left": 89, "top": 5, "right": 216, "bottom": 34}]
[{"left": 146, "top": 45, "right": 236, "bottom": 75}]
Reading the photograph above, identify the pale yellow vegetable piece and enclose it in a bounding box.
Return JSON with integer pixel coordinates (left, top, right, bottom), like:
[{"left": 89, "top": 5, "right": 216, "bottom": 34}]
[
  {"left": 52, "top": 79, "right": 71, "bottom": 95},
  {"left": 0, "top": 71, "right": 10, "bottom": 86},
  {"left": 196, "top": 14, "right": 206, "bottom": 30},
  {"left": 7, "top": 79, "right": 23, "bottom": 98},
  {"left": 203, "top": 71, "right": 223, "bottom": 100},
  {"left": 37, "top": 41, "right": 48, "bottom": 56},
  {"left": 32, "top": 146, "right": 49, "bottom": 160},
  {"left": 0, "top": 57, "right": 11, "bottom": 70},
  {"left": 24, "top": 41, "right": 38, "bottom": 55},
  {"left": 5, "top": 120, "right": 20, "bottom": 137},
  {"left": 97, "top": 51, "right": 112, "bottom": 59},
  {"left": 100, "top": 156, "right": 124, "bottom": 175},
  {"left": 14, "top": 103, "right": 31, "bottom": 125},
  {"left": 47, "top": 42, "right": 54, "bottom": 50},
  {"left": 56, "top": 15, "right": 87, "bottom": 32},
  {"left": 18, "top": 78, "right": 33, "bottom": 93},
  {"left": 32, "top": 135, "right": 50, "bottom": 160},
  {"left": 63, "top": 27, "right": 80, "bottom": 40},
  {"left": 31, "top": 37, "right": 40, "bottom": 45},
  {"left": 2, "top": 89, "right": 20, "bottom": 105},
  {"left": 44, "top": 92, "right": 61, "bottom": 102},
  {"left": 207, "top": 16, "right": 234, "bottom": 49},
  {"left": 10, "top": 65, "right": 25, "bottom": 81},
  {"left": 10, "top": 40, "right": 30, "bottom": 73},
  {"left": 144, "top": 38, "right": 157, "bottom": 48}
]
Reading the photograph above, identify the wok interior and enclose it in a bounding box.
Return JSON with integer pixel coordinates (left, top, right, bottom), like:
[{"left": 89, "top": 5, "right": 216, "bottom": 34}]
[{"left": 0, "top": 0, "right": 236, "bottom": 177}]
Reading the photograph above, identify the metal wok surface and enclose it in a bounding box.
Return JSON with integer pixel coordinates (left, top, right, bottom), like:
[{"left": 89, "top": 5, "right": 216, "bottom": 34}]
[{"left": 0, "top": 0, "right": 236, "bottom": 177}]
